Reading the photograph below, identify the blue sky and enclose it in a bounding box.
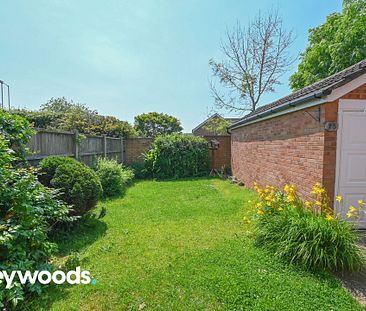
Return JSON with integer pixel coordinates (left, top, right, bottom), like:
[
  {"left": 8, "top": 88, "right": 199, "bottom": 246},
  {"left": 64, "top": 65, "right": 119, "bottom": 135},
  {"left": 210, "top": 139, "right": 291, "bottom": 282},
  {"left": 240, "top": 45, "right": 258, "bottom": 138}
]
[{"left": 1, "top": 0, "right": 342, "bottom": 131}]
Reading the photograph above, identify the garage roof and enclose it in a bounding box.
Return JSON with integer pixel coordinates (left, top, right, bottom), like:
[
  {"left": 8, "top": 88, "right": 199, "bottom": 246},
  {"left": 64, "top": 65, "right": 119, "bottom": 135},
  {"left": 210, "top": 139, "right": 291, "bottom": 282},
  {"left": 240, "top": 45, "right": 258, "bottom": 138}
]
[{"left": 228, "top": 59, "right": 366, "bottom": 130}]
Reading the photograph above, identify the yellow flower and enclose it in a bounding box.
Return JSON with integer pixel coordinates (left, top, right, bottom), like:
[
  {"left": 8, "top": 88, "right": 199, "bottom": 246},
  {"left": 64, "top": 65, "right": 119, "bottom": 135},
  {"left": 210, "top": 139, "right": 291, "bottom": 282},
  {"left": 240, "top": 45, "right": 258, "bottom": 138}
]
[
  {"left": 325, "top": 214, "right": 334, "bottom": 221},
  {"left": 243, "top": 216, "right": 251, "bottom": 224},
  {"left": 315, "top": 201, "right": 322, "bottom": 206},
  {"left": 347, "top": 212, "right": 353, "bottom": 218},
  {"left": 357, "top": 199, "right": 365, "bottom": 205},
  {"left": 256, "top": 202, "right": 263, "bottom": 209},
  {"left": 284, "top": 184, "right": 291, "bottom": 193},
  {"left": 349, "top": 205, "right": 357, "bottom": 212},
  {"left": 287, "top": 194, "right": 295, "bottom": 202},
  {"left": 336, "top": 195, "right": 342, "bottom": 202},
  {"left": 304, "top": 201, "right": 311, "bottom": 207},
  {"left": 257, "top": 209, "right": 265, "bottom": 215}
]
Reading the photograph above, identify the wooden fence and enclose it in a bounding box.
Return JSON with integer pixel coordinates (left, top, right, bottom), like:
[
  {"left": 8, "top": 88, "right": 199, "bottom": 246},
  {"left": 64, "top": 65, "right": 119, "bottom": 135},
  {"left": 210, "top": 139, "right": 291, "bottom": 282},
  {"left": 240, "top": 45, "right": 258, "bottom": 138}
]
[
  {"left": 26, "top": 129, "right": 231, "bottom": 170},
  {"left": 26, "top": 129, "right": 151, "bottom": 166}
]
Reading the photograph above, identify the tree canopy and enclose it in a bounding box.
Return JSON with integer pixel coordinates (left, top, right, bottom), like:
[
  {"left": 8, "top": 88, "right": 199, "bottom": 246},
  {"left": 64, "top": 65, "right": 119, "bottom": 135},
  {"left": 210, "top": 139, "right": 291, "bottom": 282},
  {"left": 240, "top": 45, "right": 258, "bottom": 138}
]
[
  {"left": 14, "top": 97, "right": 137, "bottom": 138},
  {"left": 289, "top": 0, "right": 366, "bottom": 90},
  {"left": 203, "top": 116, "right": 231, "bottom": 135},
  {"left": 134, "top": 112, "right": 183, "bottom": 137}
]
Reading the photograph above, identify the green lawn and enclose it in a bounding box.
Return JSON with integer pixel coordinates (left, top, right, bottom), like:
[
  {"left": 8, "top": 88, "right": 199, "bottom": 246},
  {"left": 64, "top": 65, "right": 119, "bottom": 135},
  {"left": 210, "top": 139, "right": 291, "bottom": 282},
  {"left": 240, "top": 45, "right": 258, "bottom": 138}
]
[{"left": 32, "top": 178, "right": 362, "bottom": 310}]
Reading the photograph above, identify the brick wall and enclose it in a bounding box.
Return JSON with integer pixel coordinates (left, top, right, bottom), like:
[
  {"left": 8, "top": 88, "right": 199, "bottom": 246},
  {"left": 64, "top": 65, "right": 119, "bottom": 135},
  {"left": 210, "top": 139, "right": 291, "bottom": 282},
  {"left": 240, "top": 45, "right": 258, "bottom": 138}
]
[
  {"left": 203, "top": 136, "right": 231, "bottom": 171},
  {"left": 124, "top": 138, "right": 153, "bottom": 164},
  {"left": 231, "top": 83, "right": 366, "bottom": 204},
  {"left": 231, "top": 106, "right": 326, "bottom": 199}
]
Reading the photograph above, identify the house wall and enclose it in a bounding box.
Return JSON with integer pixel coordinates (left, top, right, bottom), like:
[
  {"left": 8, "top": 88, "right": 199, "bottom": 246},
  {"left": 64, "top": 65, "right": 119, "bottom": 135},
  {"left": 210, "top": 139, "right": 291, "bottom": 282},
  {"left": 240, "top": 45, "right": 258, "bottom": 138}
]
[
  {"left": 231, "top": 106, "right": 325, "bottom": 200},
  {"left": 231, "top": 83, "right": 366, "bottom": 204}
]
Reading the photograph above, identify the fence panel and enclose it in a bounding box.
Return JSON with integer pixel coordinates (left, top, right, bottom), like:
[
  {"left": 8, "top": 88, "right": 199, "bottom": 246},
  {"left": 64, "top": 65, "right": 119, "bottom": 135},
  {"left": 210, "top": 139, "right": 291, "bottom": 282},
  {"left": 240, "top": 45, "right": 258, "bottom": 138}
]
[
  {"left": 26, "top": 129, "right": 151, "bottom": 167},
  {"left": 27, "top": 129, "right": 75, "bottom": 165}
]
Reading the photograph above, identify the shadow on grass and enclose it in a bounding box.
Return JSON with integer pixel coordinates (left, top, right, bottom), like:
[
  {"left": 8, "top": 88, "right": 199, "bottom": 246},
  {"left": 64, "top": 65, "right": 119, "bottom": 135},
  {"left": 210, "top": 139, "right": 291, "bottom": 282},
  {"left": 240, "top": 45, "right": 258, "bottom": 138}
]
[
  {"left": 52, "top": 216, "right": 108, "bottom": 256},
  {"left": 25, "top": 217, "right": 108, "bottom": 310}
]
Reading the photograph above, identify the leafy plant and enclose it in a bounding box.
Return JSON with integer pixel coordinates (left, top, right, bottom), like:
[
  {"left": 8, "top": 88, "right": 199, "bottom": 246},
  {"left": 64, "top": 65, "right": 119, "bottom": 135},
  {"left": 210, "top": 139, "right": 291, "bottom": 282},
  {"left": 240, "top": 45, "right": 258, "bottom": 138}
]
[
  {"left": 0, "top": 110, "right": 73, "bottom": 309},
  {"left": 0, "top": 111, "right": 34, "bottom": 160},
  {"left": 144, "top": 134, "right": 209, "bottom": 179},
  {"left": 95, "top": 158, "right": 135, "bottom": 198},
  {"left": 39, "top": 156, "right": 102, "bottom": 216},
  {"left": 251, "top": 183, "right": 364, "bottom": 271}
]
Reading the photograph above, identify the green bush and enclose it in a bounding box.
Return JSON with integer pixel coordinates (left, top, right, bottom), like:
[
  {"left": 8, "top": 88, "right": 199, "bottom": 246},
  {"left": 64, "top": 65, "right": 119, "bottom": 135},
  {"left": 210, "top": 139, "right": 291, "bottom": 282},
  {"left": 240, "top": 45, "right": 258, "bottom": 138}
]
[
  {"left": 128, "top": 161, "right": 147, "bottom": 179},
  {"left": 96, "top": 158, "right": 135, "bottom": 198},
  {"left": 0, "top": 110, "right": 34, "bottom": 160},
  {"left": 38, "top": 156, "right": 77, "bottom": 186},
  {"left": 252, "top": 183, "right": 364, "bottom": 271},
  {"left": 0, "top": 111, "right": 73, "bottom": 309},
  {"left": 144, "top": 134, "right": 209, "bottom": 179},
  {"left": 39, "top": 156, "right": 102, "bottom": 216}
]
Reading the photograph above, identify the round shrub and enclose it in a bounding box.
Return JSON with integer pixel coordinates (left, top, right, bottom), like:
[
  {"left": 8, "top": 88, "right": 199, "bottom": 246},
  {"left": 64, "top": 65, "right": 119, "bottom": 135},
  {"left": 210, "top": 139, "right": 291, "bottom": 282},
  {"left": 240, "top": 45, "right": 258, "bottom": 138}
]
[
  {"left": 39, "top": 156, "right": 102, "bottom": 216},
  {"left": 38, "top": 156, "right": 77, "bottom": 186},
  {"left": 96, "top": 158, "right": 135, "bottom": 198},
  {"left": 144, "top": 134, "right": 209, "bottom": 179}
]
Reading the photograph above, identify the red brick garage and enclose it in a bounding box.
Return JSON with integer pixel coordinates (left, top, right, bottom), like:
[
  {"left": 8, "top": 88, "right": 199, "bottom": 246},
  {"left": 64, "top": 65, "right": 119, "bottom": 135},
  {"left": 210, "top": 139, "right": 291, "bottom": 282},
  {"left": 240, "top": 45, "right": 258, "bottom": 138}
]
[{"left": 229, "top": 60, "right": 366, "bottom": 228}]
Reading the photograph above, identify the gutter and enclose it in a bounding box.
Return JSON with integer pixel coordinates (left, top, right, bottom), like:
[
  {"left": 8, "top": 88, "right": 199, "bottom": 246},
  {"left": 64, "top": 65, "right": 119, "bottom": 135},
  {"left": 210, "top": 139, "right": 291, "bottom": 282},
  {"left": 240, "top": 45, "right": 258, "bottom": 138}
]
[{"left": 227, "top": 89, "right": 331, "bottom": 133}]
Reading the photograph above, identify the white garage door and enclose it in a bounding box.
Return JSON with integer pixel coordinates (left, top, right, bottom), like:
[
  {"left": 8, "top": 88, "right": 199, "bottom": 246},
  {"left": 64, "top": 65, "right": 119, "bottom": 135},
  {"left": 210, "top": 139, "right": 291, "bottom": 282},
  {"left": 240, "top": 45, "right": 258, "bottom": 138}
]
[{"left": 336, "top": 100, "right": 366, "bottom": 229}]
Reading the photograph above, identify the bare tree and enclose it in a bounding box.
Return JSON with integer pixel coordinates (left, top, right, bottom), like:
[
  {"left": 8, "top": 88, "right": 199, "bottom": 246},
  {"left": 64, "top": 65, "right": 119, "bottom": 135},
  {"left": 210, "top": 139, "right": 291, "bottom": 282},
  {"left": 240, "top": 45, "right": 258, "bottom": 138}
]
[{"left": 209, "top": 10, "right": 295, "bottom": 113}]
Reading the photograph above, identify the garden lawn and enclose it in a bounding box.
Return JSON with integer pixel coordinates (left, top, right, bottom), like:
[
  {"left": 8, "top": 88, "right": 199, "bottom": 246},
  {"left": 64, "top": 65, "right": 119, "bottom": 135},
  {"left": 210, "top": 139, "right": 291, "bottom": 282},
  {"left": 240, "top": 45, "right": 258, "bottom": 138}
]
[{"left": 32, "top": 178, "right": 362, "bottom": 310}]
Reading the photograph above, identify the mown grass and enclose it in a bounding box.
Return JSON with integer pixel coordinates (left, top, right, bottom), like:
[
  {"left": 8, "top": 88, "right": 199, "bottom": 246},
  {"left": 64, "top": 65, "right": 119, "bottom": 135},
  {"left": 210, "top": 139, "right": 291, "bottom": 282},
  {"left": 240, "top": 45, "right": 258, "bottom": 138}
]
[{"left": 31, "top": 178, "right": 362, "bottom": 310}]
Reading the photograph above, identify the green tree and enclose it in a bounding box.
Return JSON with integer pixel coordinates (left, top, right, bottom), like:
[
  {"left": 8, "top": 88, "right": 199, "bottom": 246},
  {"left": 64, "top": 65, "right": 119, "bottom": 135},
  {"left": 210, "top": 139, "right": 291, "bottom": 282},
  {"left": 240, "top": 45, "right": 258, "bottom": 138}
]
[
  {"left": 203, "top": 117, "right": 231, "bottom": 135},
  {"left": 14, "top": 97, "right": 137, "bottom": 137},
  {"left": 134, "top": 112, "right": 183, "bottom": 137},
  {"left": 289, "top": 0, "right": 366, "bottom": 90},
  {"left": 41, "top": 97, "right": 96, "bottom": 115}
]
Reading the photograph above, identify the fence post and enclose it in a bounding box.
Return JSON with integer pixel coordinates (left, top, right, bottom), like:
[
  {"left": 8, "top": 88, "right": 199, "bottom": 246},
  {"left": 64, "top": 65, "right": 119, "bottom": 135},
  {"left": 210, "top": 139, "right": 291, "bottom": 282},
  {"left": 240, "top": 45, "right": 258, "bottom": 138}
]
[
  {"left": 103, "top": 134, "right": 107, "bottom": 158},
  {"left": 120, "top": 137, "right": 124, "bottom": 163},
  {"left": 74, "top": 130, "right": 79, "bottom": 161}
]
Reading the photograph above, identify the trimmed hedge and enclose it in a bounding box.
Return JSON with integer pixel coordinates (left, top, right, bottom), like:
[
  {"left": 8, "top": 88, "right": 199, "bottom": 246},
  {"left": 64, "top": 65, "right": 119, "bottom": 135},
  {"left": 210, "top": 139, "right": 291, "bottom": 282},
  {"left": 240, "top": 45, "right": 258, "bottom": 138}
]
[
  {"left": 144, "top": 134, "right": 209, "bottom": 179},
  {"left": 39, "top": 156, "right": 102, "bottom": 216}
]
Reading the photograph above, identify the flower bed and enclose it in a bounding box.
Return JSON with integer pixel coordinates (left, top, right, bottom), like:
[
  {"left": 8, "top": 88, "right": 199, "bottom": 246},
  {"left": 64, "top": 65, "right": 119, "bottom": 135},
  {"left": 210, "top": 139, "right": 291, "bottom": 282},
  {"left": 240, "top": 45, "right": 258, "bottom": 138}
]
[{"left": 250, "top": 182, "right": 365, "bottom": 271}]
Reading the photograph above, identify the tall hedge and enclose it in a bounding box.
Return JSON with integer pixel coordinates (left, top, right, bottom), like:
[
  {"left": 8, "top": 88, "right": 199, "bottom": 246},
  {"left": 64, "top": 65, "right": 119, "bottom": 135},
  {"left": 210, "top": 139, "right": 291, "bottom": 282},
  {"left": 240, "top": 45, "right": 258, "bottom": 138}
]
[{"left": 144, "top": 134, "right": 209, "bottom": 179}]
